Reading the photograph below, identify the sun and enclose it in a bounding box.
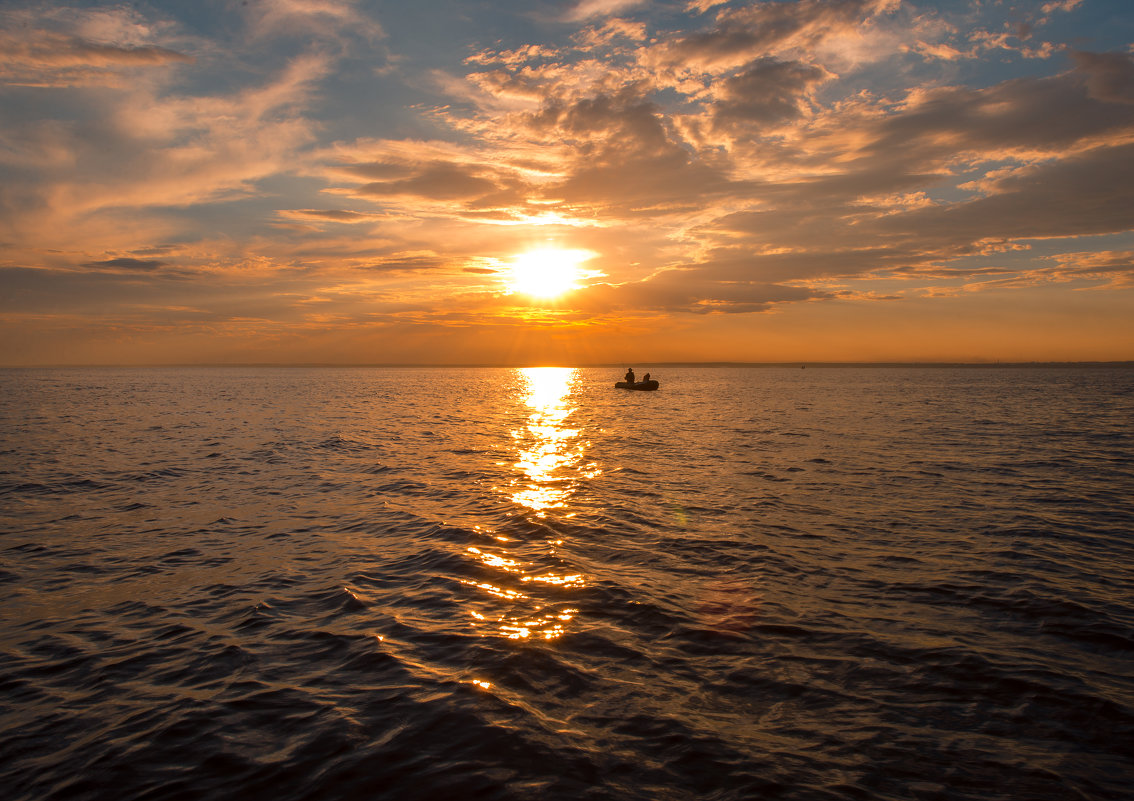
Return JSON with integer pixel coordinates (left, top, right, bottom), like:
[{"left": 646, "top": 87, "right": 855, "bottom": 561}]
[{"left": 508, "top": 249, "right": 594, "bottom": 299}]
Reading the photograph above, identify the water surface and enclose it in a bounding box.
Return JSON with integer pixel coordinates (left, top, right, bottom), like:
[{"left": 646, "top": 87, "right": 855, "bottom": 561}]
[{"left": 2, "top": 366, "right": 1132, "bottom": 800}]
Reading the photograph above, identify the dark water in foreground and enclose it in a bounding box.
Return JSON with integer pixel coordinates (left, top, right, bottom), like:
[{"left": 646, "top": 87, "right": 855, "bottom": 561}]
[{"left": 1, "top": 366, "right": 1132, "bottom": 801}]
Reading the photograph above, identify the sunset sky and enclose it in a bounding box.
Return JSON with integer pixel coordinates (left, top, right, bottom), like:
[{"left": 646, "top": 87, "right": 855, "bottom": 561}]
[{"left": 2, "top": 0, "right": 1132, "bottom": 365}]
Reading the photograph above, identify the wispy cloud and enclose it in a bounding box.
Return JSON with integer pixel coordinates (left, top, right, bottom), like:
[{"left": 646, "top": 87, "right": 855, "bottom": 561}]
[
  {"left": 244, "top": 0, "right": 384, "bottom": 43},
  {"left": 567, "top": 0, "right": 647, "bottom": 22},
  {"left": 79, "top": 257, "right": 169, "bottom": 272},
  {"left": 0, "top": 6, "right": 191, "bottom": 87},
  {"left": 277, "top": 209, "right": 386, "bottom": 224},
  {"left": 1, "top": 54, "right": 330, "bottom": 260}
]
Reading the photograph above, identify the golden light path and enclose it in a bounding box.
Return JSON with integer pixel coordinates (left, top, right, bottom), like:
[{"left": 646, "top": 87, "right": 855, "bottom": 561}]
[
  {"left": 463, "top": 368, "right": 594, "bottom": 647},
  {"left": 511, "top": 366, "right": 588, "bottom": 513}
]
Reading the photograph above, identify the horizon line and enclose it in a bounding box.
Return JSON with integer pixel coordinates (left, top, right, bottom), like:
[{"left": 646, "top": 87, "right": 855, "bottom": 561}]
[{"left": 3, "top": 360, "right": 1132, "bottom": 369}]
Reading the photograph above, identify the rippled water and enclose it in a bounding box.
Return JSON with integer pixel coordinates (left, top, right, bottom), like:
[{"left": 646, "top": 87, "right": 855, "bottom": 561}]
[{"left": 2, "top": 366, "right": 1132, "bottom": 801}]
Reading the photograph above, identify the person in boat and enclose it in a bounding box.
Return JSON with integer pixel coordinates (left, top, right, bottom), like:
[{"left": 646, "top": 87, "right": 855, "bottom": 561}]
[
  {"left": 642, "top": 372, "right": 651, "bottom": 383},
  {"left": 624, "top": 367, "right": 635, "bottom": 384}
]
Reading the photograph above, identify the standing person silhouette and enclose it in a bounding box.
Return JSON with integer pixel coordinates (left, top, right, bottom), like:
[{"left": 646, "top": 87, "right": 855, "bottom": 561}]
[{"left": 624, "top": 367, "right": 636, "bottom": 384}]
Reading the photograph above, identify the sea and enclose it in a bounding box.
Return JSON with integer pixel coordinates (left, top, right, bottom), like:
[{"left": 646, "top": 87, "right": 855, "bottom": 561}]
[{"left": 1, "top": 365, "right": 1132, "bottom": 801}]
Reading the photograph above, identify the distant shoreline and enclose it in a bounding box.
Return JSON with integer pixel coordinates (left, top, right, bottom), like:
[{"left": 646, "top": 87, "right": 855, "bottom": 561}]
[{"left": 4, "top": 361, "right": 1133, "bottom": 370}]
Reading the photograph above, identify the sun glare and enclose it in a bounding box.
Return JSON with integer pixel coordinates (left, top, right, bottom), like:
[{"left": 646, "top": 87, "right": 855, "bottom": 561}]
[{"left": 508, "top": 249, "right": 594, "bottom": 299}]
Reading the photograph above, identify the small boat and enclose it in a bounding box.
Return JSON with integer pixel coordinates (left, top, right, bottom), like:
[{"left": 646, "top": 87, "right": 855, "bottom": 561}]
[{"left": 615, "top": 380, "right": 659, "bottom": 391}]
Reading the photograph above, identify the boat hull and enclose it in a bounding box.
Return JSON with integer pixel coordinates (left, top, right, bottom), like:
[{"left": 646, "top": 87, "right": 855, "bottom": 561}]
[{"left": 615, "top": 380, "right": 659, "bottom": 391}]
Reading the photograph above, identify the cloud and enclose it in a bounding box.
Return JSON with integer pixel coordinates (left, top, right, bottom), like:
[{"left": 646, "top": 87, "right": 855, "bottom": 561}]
[
  {"left": 1073, "top": 50, "right": 1134, "bottom": 105},
  {"left": 278, "top": 209, "right": 385, "bottom": 223},
  {"left": 1040, "top": 0, "right": 1084, "bottom": 21},
  {"left": 320, "top": 139, "right": 540, "bottom": 214},
  {"left": 356, "top": 162, "right": 504, "bottom": 201},
  {"left": 0, "top": 47, "right": 330, "bottom": 251},
  {"left": 710, "top": 58, "right": 830, "bottom": 131},
  {"left": 493, "top": 90, "right": 740, "bottom": 215},
  {"left": 567, "top": 0, "right": 646, "bottom": 22},
  {"left": 643, "top": 0, "right": 900, "bottom": 74},
  {"left": 0, "top": 7, "right": 192, "bottom": 87},
  {"left": 572, "top": 18, "right": 648, "bottom": 50},
  {"left": 871, "top": 142, "right": 1134, "bottom": 245},
  {"left": 1045, "top": 250, "right": 1133, "bottom": 287},
  {"left": 685, "top": 1, "right": 731, "bottom": 14},
  {"left": 572, "top": 268, "right": 827, "bottom": 314},
  {"left": 245, "top": 0, "right": 384, "bottom": 43},
  {"left": 79, "top": 257, "right": 168, "bottom": 272}
]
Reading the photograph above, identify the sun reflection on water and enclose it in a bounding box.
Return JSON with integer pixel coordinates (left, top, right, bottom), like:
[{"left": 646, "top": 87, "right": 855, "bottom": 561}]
[
  {"left": 509, "top": 367, "right": 592, "bottom": 514},
  {"left": 460, "top": 368, "right": 595, "bottom": 643}
]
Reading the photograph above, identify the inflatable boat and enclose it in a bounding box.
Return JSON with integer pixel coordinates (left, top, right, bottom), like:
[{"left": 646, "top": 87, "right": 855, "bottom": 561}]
[{"left": 615, "top": 380, "right": 659, "bottom": 391}]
